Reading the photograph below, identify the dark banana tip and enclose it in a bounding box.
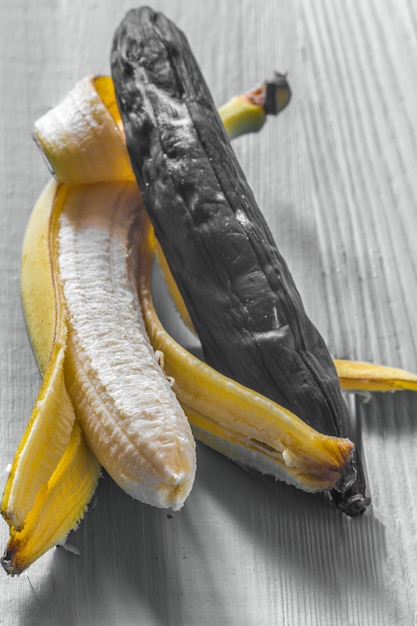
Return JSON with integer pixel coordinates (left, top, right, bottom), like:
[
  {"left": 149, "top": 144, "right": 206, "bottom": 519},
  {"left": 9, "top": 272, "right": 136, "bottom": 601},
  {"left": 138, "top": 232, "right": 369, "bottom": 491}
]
[
  {"left": 331, "top": 489, "right": 371, "bottom": 517},
  {"left": 331, "top": 448, "right": 371, "bottom": 517},
  {"left": 264, "top": 72, "right": 291, "bottom": 115},
  {"left": 1, "top": 549, "right": 18, "bottom": 576}
]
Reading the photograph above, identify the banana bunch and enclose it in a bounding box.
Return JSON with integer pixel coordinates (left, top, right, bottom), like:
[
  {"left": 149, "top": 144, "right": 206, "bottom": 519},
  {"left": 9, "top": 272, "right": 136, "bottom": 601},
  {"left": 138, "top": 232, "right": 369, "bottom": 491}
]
[{"left": 2, "top": 74, "right": 417, "bottom": 575}]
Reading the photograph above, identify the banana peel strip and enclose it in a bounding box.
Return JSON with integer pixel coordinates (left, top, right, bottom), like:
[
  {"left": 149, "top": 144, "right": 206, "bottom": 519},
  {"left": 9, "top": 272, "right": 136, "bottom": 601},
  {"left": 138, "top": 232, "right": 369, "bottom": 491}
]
[
  {"left": 135, "top": 215, "right": 355, "bottom": 492},
  {"left": 1, "top": 181, "right": 100, "bottom": 575},
  {"left": 2, "top": 420, "right": 99, "bottom": 576},
  {"left": 2, "top": 182, "right": 85, "bottom": 533},
  {"left": 334, "top": 359, "right": 417, "bottom": 392},
  {"left": 33, "top": 77, "right": 134, "bottom": 186}
]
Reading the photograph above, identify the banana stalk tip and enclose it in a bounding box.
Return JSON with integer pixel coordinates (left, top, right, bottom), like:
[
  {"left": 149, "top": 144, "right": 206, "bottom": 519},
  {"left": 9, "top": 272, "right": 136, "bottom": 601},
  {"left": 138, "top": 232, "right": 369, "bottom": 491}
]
[
  {"left": 264, "top": 71, "right": 291, "bottom": 115},
  {"left": 332, "top": 492, "right": 371, "bottom": 518},
  {"left": 242, "top": 71, "right": 291, "bottom": 119}
]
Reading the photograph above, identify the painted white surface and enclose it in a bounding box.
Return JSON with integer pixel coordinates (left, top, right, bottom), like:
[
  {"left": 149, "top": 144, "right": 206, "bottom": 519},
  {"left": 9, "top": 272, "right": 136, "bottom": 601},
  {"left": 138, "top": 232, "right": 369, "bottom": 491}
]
[{"left": 1, "top": 1, "right": 416, "bottom": 624}]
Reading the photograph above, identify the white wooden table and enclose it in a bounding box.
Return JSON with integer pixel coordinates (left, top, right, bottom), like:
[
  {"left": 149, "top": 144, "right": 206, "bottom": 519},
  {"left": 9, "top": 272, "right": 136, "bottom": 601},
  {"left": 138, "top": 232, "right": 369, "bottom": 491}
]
[{"left": 1, "top": 1, "right": 416, "bottom": 624}]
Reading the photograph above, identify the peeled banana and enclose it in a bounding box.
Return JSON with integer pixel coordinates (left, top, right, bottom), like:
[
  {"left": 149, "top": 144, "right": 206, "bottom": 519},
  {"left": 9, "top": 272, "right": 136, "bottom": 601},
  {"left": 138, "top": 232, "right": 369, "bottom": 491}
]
[
  {"left": 58, "top": 182, "right": 196, "bottom": 508},
  {"left": 2, "top": 178, "right": 197, "bottom": 575}
]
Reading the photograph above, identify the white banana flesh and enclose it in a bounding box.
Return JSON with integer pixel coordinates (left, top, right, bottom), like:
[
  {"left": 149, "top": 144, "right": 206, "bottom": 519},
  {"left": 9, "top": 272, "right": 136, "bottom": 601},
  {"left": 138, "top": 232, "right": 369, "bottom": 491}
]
[{"left": 58, "top": 182, "right": 196, "bottom": 509}]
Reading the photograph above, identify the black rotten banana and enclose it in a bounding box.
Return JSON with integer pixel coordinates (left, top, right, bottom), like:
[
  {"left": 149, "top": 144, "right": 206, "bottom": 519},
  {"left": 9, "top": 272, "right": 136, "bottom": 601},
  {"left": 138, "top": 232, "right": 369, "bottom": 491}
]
[{"left": 111, "top": 7, "right": 369, "bottom": 515}]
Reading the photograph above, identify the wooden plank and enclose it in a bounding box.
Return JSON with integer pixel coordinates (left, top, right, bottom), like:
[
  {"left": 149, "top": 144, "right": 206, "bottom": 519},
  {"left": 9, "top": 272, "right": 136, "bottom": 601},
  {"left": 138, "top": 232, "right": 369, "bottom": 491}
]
[{"left": 0, "top": 1, "right": 416, "bottom": 624}]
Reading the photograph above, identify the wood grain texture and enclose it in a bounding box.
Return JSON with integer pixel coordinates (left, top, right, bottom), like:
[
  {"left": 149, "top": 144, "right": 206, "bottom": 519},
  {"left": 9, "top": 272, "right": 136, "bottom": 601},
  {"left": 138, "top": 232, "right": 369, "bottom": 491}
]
[{"left": 0, "top": 1, "right": 416, "bottom": 624}]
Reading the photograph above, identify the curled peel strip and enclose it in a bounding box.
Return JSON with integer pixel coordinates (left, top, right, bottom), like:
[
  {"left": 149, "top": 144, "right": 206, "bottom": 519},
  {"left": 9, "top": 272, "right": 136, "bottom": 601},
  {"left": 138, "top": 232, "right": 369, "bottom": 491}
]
[{"left": 1, "top": 182, "right": 101, "bottom": 576}]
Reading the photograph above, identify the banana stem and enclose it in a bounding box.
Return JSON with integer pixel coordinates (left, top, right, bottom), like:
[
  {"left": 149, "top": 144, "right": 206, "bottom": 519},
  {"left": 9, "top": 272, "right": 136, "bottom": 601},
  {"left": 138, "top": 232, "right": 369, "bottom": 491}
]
[{"left": 219, "top": 72, "right": 291, "bottom": 139}]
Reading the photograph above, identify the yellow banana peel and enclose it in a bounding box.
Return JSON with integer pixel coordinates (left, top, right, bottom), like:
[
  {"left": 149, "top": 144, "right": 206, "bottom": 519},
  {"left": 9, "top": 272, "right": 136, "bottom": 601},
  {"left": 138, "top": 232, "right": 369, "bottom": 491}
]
[
  {"left": 4, "top": 73, "right": 272, "bottom": 575},
  {"left": 334, "top": 359, "right": 417, "bottom": 392},
  {"left": 33, "top": 77, "right": 133, "bottom": 186},
  {"left": 2, "top": 176, "right": 352, "bottom": 576},
  {"left": 136, "top": 218, "right": 355, "bottom": 492},
  {"left": 2, "top": 176, "right": 197, "bottom": 574},
  {"left": 2, "top": 420, "right": 99, "bottom": 576},
  {"left": 19, "top": 175, "right": 357, "bottom": 498},
  {"left": 3, "top": 71, "right": 417, "bottom": 574}
]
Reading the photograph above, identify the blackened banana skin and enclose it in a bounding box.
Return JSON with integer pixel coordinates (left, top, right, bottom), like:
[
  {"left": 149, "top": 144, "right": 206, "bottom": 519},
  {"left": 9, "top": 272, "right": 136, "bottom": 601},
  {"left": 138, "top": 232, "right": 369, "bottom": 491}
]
[{"left": 111, "top": 6, "right": 370, "bottom": 515}]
